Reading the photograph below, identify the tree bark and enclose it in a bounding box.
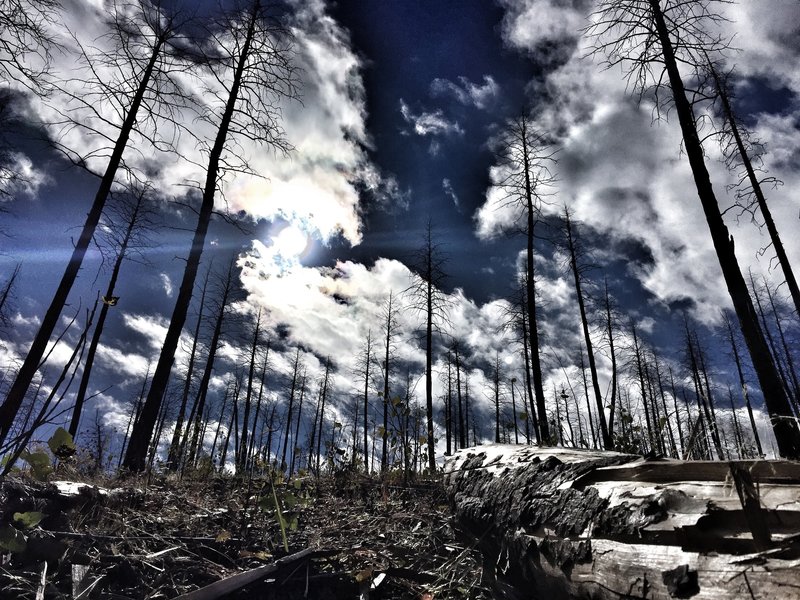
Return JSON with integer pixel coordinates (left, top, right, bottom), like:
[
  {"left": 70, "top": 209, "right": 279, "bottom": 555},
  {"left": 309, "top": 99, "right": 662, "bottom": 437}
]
[{"left": 445, "top": 444, "right": 800, "bottom": 599}]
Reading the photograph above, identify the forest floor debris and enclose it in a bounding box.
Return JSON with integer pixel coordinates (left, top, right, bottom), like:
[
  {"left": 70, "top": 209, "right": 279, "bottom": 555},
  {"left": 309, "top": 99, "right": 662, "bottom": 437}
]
[{"left": 0, "top": 470, "right": 492, "bottom": 599}]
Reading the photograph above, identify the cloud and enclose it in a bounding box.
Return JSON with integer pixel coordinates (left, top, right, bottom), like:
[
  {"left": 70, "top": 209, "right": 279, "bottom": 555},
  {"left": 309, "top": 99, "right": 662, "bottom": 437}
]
[
  {"left": 0, "top": 152, "right": 50, "bottom": 200},
  {"left": 497, "top": 0, "right": 590, "bottom": 54},
  {"left": 95, "top": 344, "right": 150, "bottom": 378},
  {"left": 399, "top": 99, "right": 464, "bottom": 137},
  {"left": 6, "top": 0, "right": 398, "bottom": 248},
  {"left": 717, "top": 1, "right": 800, "bottom": 92},
  {"left": 122, "top": 313, "right": 169, "bottom": 351},
  {"left": 429, "top": 75, "right": 500, "bottom": 110},
  {"left": 442, "top": 178, "right": 459, "bottom": 208},
  {"left": 477, "top": 0, "right": 800, "bottom": 326},
  {"left": 159, "top": 273, "right": 173, "bottom": 298}
]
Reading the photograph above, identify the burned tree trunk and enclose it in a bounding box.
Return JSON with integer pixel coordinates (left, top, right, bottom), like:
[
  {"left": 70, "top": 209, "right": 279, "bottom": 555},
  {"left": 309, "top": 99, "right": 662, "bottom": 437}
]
[{"left": 445, "top": 445, "right": 800, "bottom": 599}]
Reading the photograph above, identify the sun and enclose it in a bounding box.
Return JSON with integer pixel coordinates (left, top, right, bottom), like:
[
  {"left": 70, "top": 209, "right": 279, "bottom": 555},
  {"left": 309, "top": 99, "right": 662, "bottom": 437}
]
[{"left": 271, "top": 225, "right": 310, "bottom": 261}]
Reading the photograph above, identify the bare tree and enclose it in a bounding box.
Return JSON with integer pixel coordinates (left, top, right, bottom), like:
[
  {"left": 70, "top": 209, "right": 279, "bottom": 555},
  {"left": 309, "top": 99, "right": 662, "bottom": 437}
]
[
  {"left": 378, "top": 291, "right": 400, "bottom": 473},
  {"left": 237, "top": 308, "right": 262, "bottom": 472},
  {"left": 353, "top": 330, "right": 373, "bottom": 472},
  {"left": 182, "top": 259, "right": 237, "bottom": 468},
  {"left": 280, "top": 347, "right": 301, "bottom": 472},
  {"left": 0, "top": 262, "right": 20, "bottom": 328},
  {"left": 602, "top": 278, "right": 620, "bottom": 440},
  {"left": 706, "top": 59, "right": 800, "bottom": 318},
  {"left": 587, "top": 0, "right": 800, "bottom": 457},
  {"left": 0, "top": 0, "right": 187, "bottom": 448},
  {"left": 69, "top": 186, "right": 158, "bottom": 439},
  {"left": 166, "top": 262, "right": 212, "bottom": 469},
  {"left": 490, "top": 114, "right": 555, "bottom": 444},
  {"left": 561, "top": 208, "right": 611, "bottom": 449},
  {"left": 123, "top": 0, "right": 298, "bottom": 471},
  {"left": 0, "top": 0, "right": 59, "bottom": 92},
  {"left": 406, "top": 220, "right": 449, "bottom": 471}
]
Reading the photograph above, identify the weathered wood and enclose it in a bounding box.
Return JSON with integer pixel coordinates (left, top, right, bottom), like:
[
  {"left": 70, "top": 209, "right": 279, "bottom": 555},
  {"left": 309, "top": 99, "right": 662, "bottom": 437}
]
[
  {"left": 444, "top": 445, "right": 800, "bottom": 599},
  {"left": 172, "top": 547, "right": 318, "bottom": 600}
]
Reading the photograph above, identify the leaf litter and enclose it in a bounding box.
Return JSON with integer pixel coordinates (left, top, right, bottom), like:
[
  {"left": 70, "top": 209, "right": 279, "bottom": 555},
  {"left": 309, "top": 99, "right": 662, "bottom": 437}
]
[{"left": 0, "top": 470, "right": 492, "bottom": 599}]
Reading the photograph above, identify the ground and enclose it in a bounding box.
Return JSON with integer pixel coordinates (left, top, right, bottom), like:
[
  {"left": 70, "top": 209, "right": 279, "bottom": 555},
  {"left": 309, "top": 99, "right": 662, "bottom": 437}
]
[{"left": 0, "top": 466, "right": 491, "bottom": 599}]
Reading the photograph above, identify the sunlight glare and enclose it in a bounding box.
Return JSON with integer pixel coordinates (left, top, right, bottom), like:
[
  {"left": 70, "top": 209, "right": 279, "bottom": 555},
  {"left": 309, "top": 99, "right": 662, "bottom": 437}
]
[{"left": 271, "top": 225, "right": 310, "bottom": 262}]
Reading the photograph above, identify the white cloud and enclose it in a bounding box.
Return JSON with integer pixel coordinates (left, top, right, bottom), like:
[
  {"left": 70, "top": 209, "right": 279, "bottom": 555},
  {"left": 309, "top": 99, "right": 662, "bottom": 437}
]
[
  {"left": 717, "top": 1, "right": 800, "bottom": 93},
  {"left": 399, "top": 99, "right": 464, "bottom": 137},
  {"left": 122, "top": 313, "right": 169, "bottom": 351},
  {"left": 429, "top": 75, "right": 500, "bottom": 110},
  {"left": 95, "top": 344, "right": 150, "bottom": 378},
  {"left": 159, "top": 273, "right": 173, "bottom": 298},
  {"left": 0, "top": 152, "right": 50, "bottom": 200},
  {"left": 498, "top": 0, "right": 589, "bottom": 52}
]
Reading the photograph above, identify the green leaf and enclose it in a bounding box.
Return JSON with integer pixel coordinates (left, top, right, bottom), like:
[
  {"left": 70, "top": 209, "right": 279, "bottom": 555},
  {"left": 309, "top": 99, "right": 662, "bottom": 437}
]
[
  {"left": 0, "top": 525, "right": 26, "bottom": 553},
  {"left": 48, "top": 427, "right": 76, "bottom": 459},
  {"left": 13, "top": 511, "right": 45, "bottom": 529},
  {"left": 283, "top": 493, "right": 298, "bottom": 508},
  {"left": 259, "top": 495, "right": 277, "bottom": 512},
  {"left": 20, "top": 450, "right": 52, "bottom": 481},
  {"left": 289, "top": 515, "right": 299, "bottom": 531},
  {"left": 293, "top": 478, "right": 302, "bottom": 490}
]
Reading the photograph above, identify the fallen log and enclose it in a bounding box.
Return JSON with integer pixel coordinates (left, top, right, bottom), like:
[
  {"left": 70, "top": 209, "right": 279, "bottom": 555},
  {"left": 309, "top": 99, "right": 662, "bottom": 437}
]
[{"left": 444, "top": 445, "right": 800, "bottom": 599}]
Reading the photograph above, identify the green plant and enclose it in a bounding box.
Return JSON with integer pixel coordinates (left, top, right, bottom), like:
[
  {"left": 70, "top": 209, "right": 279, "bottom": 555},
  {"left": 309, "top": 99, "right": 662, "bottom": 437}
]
[{"left": 257, "top": 471, "right": 310, "bottom": 552}]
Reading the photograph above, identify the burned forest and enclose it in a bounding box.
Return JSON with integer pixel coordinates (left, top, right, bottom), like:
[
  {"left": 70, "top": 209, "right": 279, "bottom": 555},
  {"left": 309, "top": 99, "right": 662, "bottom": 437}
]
[{"left": 1, "top": 0, "right": 800, "bottom": 598}]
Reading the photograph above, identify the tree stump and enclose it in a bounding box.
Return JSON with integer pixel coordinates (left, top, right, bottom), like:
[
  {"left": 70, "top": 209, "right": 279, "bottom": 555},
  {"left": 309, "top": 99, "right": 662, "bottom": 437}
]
[{"left": 444, "top": 445, "right": 800, "bottom": 599}]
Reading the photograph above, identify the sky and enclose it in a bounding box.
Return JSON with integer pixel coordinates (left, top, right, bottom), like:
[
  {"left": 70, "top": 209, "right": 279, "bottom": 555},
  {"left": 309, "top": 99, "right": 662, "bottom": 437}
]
[{"left": 1, "top": 0, "right": 799, "bottom": 462}]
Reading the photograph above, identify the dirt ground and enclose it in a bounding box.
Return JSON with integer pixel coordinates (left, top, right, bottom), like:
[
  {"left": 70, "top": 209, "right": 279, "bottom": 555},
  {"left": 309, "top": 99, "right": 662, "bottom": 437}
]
[{"left": 0, "top": 468, "right": 492, "bottom": 599}]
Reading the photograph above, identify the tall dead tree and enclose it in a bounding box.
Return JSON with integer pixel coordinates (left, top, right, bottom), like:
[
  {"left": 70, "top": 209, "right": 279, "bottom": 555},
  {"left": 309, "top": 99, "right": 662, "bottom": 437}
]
[
  {"left": 407, "top": 221, "right": 449, "bottom": 471},
  {"left": 354, "top": 330, "right": 373, "bottom": 471},
  {"left": 246, "top": 342, "right": 270, "bottom": 471},
  {"left": 124, "top": 0, "right": 297, "bottom": 470},
  {"left": 0, "top": 2, "right": 186, "bottom": 448},
  {"left": 707, "top": 60, "right": 800, "bottom": 318},
  {"left": 491, "top": 115, "right": 555, "bottom": 444},
  {"left": 237, "top": 308, "right": 262, "bottom": 472},
  {"left": 314, "top": 357, "right": 332, "bottom": 473},
  {"left": 182, "top": 259, "right": 236, "bottom": 467},
  {"left": 70, "top": 188, "right": 158, "bottom": 440},
  {"left": 280, "top": 347, "right": 301, "bottom": 471},
  {"left": 518, "top": 285, "right": 541, "bottom": 444},
  {"left": 563, "top": 208, "right": 611, "bottom": 449},
  {"left": 166, "top": 264, "right": 212, "bottom": 469},
  {"left": 588, "top": 0, "right": 800, "bottom": 457},
  {"left": 0, "top": 263, "right": 21, "bottom": 329},
  {"left": 378, "top": 291, "right": 400, "bottom": 473},
  {"left": 288, "top": 366, "right": 306, "bottom": 477},
  {"left": 452, "top": 340, "right": 465, "bottom": 449},
  {"left": 602, "top": 279, "right": 619, "bottom": 439}
]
